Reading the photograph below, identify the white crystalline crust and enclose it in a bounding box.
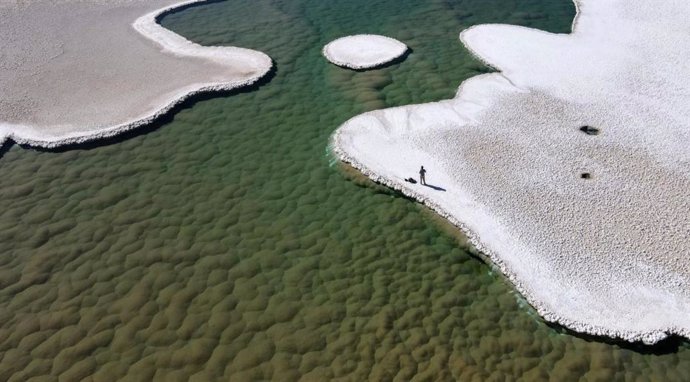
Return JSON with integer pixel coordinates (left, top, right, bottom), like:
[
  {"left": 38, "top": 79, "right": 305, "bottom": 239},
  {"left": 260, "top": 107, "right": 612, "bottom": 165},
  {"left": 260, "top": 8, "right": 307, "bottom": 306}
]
[
  {"left": 0, "top": 0, "right": 272, "bottom": 148},
  {"left": 332, "top": 0, "right": 690, "bottom": 344},
  {"left": 323, "top": 34, "right": 408, "bottom": 70}
]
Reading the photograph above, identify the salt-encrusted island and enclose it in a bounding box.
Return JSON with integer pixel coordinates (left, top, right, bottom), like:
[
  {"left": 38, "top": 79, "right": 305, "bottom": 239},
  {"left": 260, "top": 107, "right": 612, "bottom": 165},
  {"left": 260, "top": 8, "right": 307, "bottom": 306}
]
[
  {"left": 333, "top": 0, "right": 690, "bottom": 344},
  {"left": 323, "top": 34, "right": 408, "bottom": 70},
  {"left": 0, "top": 0, "right": 271, "bottom": 148}
]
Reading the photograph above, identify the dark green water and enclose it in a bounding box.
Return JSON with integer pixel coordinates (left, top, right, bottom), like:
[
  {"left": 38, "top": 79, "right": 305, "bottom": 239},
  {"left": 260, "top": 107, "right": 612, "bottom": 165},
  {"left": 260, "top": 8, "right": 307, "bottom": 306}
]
[{"left": 1, "top": 0, "right": 688, "bottom": 380}]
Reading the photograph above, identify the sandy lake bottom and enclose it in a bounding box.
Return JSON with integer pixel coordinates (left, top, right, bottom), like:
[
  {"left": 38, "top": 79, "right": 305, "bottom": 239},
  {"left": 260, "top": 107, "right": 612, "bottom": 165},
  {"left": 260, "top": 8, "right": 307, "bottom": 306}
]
[{"left": 1, "top": 0, "right": 689, "bottom": 380}]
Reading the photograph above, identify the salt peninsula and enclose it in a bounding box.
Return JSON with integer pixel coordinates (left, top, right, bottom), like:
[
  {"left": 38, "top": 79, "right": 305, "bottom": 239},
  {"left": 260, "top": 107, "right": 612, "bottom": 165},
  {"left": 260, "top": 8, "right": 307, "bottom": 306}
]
[
  {"left": 0, "top": 0, "right": 271, "bottom": 148},
  {"left": 333, "top": 0, "right": 690, "bottom": 344},
  {"left": 323, "top": 34, "right": 408, "bottom": 70}
]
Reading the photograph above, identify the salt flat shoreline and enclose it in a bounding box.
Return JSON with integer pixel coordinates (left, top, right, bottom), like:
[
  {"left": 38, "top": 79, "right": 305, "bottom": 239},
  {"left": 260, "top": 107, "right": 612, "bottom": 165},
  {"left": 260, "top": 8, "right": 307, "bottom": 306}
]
[
  {"left": 0, "top": 0, "right": 272, "bottom": 149},
  {"left": 333, "top": 0, "right": 690, "bottom": 344}
]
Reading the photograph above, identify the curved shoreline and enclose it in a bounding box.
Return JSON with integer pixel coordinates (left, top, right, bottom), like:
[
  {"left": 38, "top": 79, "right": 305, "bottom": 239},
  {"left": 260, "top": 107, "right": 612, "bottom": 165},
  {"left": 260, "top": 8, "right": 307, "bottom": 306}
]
[
  {"left": 331, "top": 130, "right": 681, "bottom": 345},
  {"left": 0, "top": 0, "right": 272, "bottom": 150},
  {"left": 322, "top": 34, "right": 408, "bottom": 70},
  {"left": 331, "top": 0, "right": 690, "bottom": 345}
]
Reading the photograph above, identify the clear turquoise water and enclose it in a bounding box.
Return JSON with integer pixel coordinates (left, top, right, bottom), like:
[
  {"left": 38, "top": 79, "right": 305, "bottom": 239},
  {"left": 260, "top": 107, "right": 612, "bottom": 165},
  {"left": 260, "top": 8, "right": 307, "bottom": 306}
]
[{"left": 0, "top": 0, "right": 688, "bottom": 380}]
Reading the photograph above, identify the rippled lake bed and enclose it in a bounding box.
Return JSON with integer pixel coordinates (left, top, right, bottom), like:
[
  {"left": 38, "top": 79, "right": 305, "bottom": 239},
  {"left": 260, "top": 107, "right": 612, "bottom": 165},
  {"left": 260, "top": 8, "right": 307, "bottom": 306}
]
[{"left": 1, "top": 0, "right": 688, "bottom": 380}]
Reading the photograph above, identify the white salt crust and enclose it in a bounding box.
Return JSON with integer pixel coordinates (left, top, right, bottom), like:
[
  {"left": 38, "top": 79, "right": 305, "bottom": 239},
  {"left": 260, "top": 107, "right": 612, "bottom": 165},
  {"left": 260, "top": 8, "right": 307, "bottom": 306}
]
[
  {"left": 332, "top": 0, "right": 690, "bottom": 344},
  {"left": 0, "top": 0, "right": 272, "bottom": 148},
  {"left": 322, "top": 34, "right": 408, "bottom": 70}
]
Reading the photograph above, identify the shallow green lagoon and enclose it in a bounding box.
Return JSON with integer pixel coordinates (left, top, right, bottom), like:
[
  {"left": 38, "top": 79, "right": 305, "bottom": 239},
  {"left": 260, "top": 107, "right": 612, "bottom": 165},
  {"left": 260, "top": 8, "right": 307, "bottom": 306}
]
[{"left": 1, "top": 0, "right": 688, "bottom": 380}]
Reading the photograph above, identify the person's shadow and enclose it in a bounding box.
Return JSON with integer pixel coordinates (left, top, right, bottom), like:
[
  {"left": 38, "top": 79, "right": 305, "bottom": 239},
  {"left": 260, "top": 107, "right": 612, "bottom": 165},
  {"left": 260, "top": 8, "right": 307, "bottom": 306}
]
[
  {"left": 424, "top": 183, "right": 446, "bottom": 191},
  {"left": 404, "top": 177, "right": 447, "bottom": 191}
]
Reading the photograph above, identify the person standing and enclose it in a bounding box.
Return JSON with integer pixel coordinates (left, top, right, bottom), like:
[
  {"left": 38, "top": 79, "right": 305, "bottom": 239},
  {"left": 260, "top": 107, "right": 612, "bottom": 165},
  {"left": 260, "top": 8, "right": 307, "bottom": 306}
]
[{"left": 419, "top": 166, "right": 427, "bottom": 185}]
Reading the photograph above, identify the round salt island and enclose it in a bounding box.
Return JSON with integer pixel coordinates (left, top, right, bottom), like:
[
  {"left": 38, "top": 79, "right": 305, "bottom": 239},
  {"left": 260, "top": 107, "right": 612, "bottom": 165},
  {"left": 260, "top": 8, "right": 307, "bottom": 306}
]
[{"left": 323, "top": 34, "right": 408, "bottom": 70}]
